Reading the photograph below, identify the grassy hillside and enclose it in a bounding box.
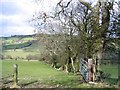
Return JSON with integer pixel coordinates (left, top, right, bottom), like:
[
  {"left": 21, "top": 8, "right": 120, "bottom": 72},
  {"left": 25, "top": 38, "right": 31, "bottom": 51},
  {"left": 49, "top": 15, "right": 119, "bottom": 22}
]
[
  {"left": 2, "top": 35, "right": 36, "bottom": 45},
  {"left": 2, "top": 35, "right": 42, "bottom": 59},
  {"left": 1, "top": 35, "right": 119, "bottom": 88},
  {"left": 3, "top": 50, "right": 38, "bottom": 59},
  {"left": 3, "top": 42, "right": 32, "bottom": 50},
  {"left": 1, "top": 60, "right": 112, "bottom": 88},
  {"left": 1, "top": 60, "right": 81, "bottom": 88},
  {"left": 23, "top": 41, "right": 43, "bottom": 52}
]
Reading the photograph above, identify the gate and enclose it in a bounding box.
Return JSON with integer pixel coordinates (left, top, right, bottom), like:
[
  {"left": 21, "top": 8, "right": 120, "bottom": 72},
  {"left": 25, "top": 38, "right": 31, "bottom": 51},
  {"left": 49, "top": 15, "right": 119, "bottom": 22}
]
[
  {"left": 80, "top": 58, "right": 96, "bottom": 82},
  {"left": 80, "top": 58, "right": 88, "bottom": 81}
]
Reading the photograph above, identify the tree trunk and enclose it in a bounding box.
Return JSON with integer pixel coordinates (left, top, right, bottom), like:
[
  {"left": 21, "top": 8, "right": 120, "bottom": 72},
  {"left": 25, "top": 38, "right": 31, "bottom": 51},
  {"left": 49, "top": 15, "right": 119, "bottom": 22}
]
[
  {"left": 71, "top": 57, "right": 76, "bottom": 74},
  {"left": 65, "top": 64, "right": 69, "bottom": 73},
  {"left": 96, "top": 49, "right": 103, "bottom": 71}
]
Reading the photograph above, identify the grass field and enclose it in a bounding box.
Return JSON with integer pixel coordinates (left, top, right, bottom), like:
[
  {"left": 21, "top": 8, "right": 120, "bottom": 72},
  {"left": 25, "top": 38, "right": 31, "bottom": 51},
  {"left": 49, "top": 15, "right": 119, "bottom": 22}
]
[
  {"left": 1, "top": 36, "right": 36, "bottom": 45},
  {"left": 3, "top": 41, "right": 44, "bottom": 59},
  {"left": 3, "top": 49, "right": 39, "bottom": 58},
  {"left": 101, "top": 64, "right": 118, "bottom": 79},
  {"left": 1, "top": 60, "right": 118, "bottom": 88},
  {"left": 100, "top": 64, "right": 118, "bottom": 85},
  {"left": 1, "top": 35, "right": 119, "bottom": 88},
  {"left": 1, "top": 60, "right": 82, "bottom": 88},
  {"left": 23, "top": 41, "right": 44, "bottom": 52},
  {"left": 3, "top": 42, "right": 32, "bottom": 50}
]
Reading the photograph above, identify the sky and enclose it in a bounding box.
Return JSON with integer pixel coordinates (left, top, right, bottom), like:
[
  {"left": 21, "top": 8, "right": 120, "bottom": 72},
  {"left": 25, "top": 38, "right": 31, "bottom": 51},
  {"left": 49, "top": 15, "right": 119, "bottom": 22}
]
[
  {"left": 0, "top": 0, "right": 38, "bottom": 37},
  {"left": 0, "top": 0, "right": 117, "bottom": 37},
  {"left": 0, "top": 0, "right": 63, "bottom": 37},
  {"left": 0, "top": 0, "right": 96, "bottom": 37}
]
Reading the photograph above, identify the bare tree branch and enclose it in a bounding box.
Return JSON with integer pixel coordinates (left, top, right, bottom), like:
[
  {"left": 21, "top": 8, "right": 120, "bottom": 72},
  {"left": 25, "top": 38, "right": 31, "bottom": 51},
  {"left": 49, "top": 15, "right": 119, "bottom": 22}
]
[{"left": 79, "top": 0, "right": 93, "bottom": 11}]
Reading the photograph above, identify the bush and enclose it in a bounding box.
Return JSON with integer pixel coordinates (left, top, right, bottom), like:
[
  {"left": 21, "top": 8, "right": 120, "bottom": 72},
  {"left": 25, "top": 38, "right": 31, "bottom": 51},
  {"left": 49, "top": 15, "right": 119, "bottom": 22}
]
[
  {"left": 96, "top": 70, "right": 111, "bottom": 82},
  {"left": 5, "top": 55, "right": 12, "bottom": 59},
  {"left": 55, "top": 63, "right": 62, "bottom": 68},
  {"left": 0, "top": 54, "right": 4, "bottom": 60},
  {"left": 26, "top": 54, "right": 41, "bottom": 60},
  {"left": 40, "top": 53, "right": 52, "bottom": 63},
  {"left": 15, "top": 56, "right": 24, "bottom": 60}
]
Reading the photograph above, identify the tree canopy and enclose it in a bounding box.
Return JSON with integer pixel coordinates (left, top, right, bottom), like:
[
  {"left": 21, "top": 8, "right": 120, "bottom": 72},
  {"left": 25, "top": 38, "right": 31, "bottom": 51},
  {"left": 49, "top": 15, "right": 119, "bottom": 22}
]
[{"left": 32, "top": 0, "right": 119, "bottom": 74}]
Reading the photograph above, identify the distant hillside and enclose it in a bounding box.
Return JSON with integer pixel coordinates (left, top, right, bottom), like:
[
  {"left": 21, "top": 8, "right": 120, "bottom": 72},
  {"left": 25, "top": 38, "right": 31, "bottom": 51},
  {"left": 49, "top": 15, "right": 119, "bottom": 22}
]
[
  {"left": 2, "top": 34, "right": 39, "bottom": 50},
  {"left": 3, "top": 41, "right": 32, "bottom": 50},
  {"left": 1, "top": 34, "right": 36, "bottom": 38},
  {"left": 1, "top": 34, "right": 119, "bottom": 60},
  {"left": 2, "top": 34, "right": 35, "bottom": 43}
]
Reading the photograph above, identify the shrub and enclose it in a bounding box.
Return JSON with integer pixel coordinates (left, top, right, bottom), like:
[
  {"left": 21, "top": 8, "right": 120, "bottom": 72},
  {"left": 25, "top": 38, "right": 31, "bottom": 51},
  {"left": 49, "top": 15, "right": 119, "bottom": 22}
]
[
  {"left": 40, "top": 53, "right": 52, "bottom": 63},
  {"left": 26, "top": 54, "right": 41, "bottom": 60},
  {"left": 5, "top": 55, "right": 12, "bottom": 59},
  {"left": 96, "top": 70, "right": 111, "bottom": 82},
  {"left": 0, "top": 54, "right": 4, "bottom": 60}
]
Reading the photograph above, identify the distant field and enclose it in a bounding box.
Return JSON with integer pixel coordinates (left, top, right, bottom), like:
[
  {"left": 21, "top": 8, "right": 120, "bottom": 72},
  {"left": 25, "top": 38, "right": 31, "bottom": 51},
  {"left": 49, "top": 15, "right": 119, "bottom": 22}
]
[
  {"left": 2, "top": 35, "right": 36, "bottom": 45},
  {"left": 3, "top": 50, "right": 39, "bottom": 58},
  {"left": 23, "top": 41, "right": 44, "bottom": 52},
  {"left": 21, "top": 37, "right": 36, "bottom": 41},
  {"left": 3, "top": 41, "right": 44, "bottom": 59},
  {"left": 3, "top": 42, "right": 32, "bottom": 50},
  {"left": 2, "top": 35, "right": 44, "bottom": 59}
]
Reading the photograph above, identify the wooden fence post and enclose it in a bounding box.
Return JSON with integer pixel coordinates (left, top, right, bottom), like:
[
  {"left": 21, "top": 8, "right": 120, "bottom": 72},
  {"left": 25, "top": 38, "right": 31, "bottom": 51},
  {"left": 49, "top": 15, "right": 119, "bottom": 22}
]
[
  {"left": 88, "top": 58, "right": 93, "bottom": 82},
  {"left": 11, "top": 64, "right": 20, "bottom": 88},
  {"left": 13, "top": 64, "right": 18, "bottom": 86}
]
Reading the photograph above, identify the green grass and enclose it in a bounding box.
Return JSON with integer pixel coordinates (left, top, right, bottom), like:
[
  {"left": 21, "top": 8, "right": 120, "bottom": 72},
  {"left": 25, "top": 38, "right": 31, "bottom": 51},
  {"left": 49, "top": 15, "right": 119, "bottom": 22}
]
[
  {"left": 3, "top": 41, "right": 42, "bottom": 59},
  {"left": 21, "top": 37, "right": 35, "bottom": 41},
  {"left": 1, "top": 60, "right": 81, "bottom": 87},
  {"left": 1, "top": 35, "right": 119, "bottom": 87},
  {"left": 1, "top": 60, "right": 117, "bottom": 88},
  {"left": 3, "top": 42, "right": 32, "bottom": 50},
  {"left": 3, "top": 50, "right": 38, "bottom": 58},
  {"left": 3, "top": 37, "right": 20, "bottom": 44},
  {"left": 100, "top": 64, "right": 118, "bottom": 85},
  {"left": 23, "top": 41, "right": 41, "bottom": 52},
  {"left": 2, "top": 35, "right": 36, "bottom": 48},
  {"left": 101, "top": 64, "right": 118, "bottom": 79}
]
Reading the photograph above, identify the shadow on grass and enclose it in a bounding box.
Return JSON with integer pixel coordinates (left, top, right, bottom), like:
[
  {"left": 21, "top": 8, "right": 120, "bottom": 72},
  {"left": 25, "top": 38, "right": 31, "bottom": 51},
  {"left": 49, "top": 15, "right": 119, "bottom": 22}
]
[
  {"left": 3, "top": 80, "right": 13, "bottom": 84},
  {"left": 1, "top": 75, "right": 13, "bottom": 80},
  {"left": 20, "top": 80, "right": 38, "bottom": 87},
  {"left": 105, "top": 77, "right": 118, "bottom": 85}
]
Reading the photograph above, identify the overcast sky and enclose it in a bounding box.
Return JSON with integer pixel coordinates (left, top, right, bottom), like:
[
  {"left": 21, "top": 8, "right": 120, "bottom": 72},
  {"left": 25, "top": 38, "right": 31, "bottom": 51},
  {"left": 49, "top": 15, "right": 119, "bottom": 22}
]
[
  {"left": 0, "top": 0, "right": 96, "bottom": 37},
  {"left": 0, "top": 0, "right": 64, "bottom": 37},
  {"left": 0, "top": 0, "right": 117, "bottom": 37},
  {"left": 0, "top": 0, "right": 36, "bottom": 36}
]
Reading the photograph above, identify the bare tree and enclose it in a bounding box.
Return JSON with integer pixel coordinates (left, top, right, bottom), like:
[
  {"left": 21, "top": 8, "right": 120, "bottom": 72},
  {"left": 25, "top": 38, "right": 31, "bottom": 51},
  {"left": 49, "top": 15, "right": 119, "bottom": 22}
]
[{"left": 32, "top": 0, "right": 119, "bottom": 75}]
